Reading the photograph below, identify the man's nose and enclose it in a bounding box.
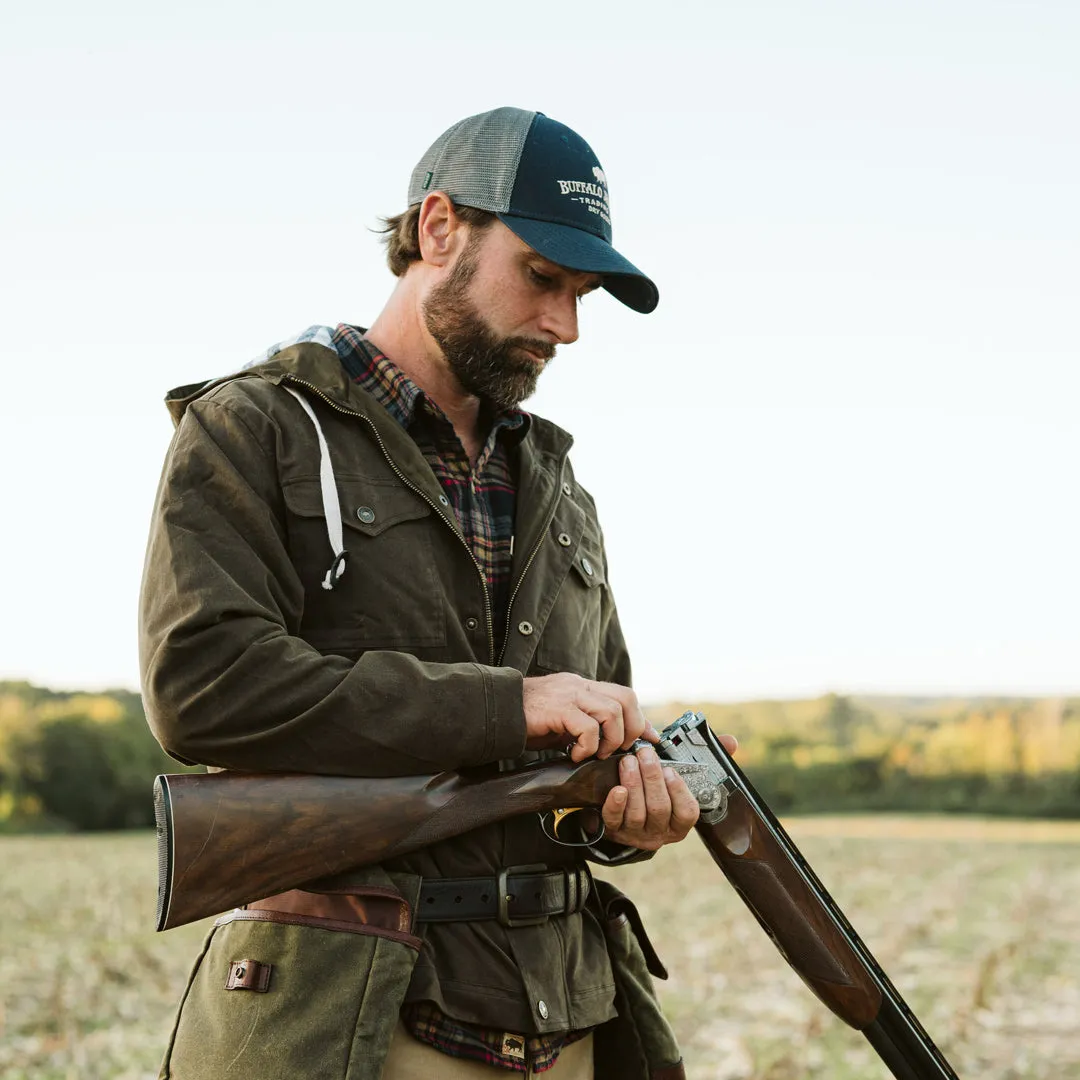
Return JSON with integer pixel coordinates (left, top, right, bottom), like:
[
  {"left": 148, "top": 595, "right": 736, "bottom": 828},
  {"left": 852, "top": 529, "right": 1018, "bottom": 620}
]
[{"left": 539, "top": 293, "right": 580, "bottom": 346}]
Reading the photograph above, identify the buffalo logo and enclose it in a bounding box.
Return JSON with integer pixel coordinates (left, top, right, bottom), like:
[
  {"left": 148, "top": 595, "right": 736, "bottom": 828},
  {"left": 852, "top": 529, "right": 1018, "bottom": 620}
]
[
  {"left": 555, "top": 166, "right": 612, "bottom": 226},
  {"left": 501, "top": 1034, "right": 526, "bottom": 1059}
]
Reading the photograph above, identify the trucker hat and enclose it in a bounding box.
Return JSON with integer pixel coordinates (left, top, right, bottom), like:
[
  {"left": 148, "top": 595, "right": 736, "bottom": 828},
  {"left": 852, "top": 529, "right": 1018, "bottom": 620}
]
[{"left": 408, "top": 107, "right": 658, "bottom": 314}]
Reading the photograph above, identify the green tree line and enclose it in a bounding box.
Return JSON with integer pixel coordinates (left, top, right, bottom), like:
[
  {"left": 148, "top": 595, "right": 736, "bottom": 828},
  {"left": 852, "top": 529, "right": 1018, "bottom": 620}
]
[
  {"left": 0, "top": 681, "right": 201, "bottom": 832},
  {"left": 677, "top": 693, "right": 1080, "bottom": 817},
  {"left": 1, "top": 682, "right": 1078, "bottom": 831}
]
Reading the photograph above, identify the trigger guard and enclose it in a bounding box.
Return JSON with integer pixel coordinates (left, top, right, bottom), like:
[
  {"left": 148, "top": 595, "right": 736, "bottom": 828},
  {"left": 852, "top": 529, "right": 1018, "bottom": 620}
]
[{"left": 538, "top": 810, "right": 606, "bottom": 848}]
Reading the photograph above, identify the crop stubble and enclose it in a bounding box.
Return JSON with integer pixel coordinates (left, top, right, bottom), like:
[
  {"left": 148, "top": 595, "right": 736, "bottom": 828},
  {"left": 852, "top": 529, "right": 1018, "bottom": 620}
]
[{"left": 1, "top": 817, "right": 1078, "bottom": 1079}]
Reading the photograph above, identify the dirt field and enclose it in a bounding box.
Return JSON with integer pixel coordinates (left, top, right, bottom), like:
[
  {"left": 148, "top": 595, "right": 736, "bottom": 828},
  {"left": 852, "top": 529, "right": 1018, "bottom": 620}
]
[{"left": 2, "top": 817, "right": 1078, "bottom": 1079}]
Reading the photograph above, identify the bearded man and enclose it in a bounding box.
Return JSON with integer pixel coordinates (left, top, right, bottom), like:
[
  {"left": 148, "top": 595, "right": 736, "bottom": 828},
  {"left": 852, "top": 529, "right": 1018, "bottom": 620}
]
[{"left": 140, "top": 107, "right": 734, "bottom": 1080}]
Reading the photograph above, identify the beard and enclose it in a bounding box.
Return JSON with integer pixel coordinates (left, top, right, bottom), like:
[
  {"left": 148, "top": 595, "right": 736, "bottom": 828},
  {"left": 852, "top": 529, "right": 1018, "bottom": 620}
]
[{"left": 422, "top": 241, "right": 556, "bottom": 411}]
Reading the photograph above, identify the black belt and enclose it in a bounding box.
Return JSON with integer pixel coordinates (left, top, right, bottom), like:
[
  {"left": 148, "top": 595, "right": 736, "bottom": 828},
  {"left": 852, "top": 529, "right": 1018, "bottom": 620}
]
[{"left": 416, "top": 864, "right": 590, "bottom": 928}]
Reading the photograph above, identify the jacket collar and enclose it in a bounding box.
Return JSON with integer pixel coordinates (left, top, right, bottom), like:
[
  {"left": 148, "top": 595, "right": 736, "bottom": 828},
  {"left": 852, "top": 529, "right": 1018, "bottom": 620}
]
[{"left": 165, "top": 341, "right": 575, "bottom": 463}]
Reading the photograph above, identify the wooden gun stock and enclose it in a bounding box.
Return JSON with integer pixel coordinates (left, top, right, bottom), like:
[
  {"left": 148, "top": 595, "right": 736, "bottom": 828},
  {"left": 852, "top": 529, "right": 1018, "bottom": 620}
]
[{"left": 154, "top": 756, "right": 621, "bottom": 932}]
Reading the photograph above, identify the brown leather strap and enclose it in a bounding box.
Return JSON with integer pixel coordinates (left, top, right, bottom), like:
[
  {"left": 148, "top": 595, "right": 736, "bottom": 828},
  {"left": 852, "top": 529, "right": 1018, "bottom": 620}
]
[
  {"left": 225, "top": 959, "right": 272, "bottom": 992},
  {"left": 246, "top": 885, "right": 411, "bottom": 933}
]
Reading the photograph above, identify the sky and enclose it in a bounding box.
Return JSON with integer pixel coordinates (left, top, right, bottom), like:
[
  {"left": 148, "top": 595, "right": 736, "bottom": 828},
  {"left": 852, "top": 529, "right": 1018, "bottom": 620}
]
[{"left": 1, "top": 0, "right": 1077, "bottom": 704}]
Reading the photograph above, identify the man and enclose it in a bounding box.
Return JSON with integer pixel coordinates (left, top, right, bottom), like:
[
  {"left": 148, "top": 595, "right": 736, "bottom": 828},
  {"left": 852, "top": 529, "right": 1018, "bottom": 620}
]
[{"left": 140, "top": 107, "right": 735, "bottom": 1080}]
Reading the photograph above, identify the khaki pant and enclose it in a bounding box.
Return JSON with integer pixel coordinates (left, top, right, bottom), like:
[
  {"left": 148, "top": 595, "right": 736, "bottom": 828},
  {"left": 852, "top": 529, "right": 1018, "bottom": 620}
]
[{"left": 382, "top": 1019, "right": 594, "bottom": 1079}]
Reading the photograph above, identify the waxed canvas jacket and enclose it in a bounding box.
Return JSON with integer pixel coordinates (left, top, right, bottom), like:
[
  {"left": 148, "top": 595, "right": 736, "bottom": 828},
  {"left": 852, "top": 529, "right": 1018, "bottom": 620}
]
[{"left": 140, "top": 342, "right": 682, "bottom": 1079}]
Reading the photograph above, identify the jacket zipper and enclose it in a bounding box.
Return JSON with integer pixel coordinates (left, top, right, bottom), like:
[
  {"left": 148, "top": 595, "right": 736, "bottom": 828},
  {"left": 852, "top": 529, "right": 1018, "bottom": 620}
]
[
  {"left": 281, "top": 375, "right": 497, "bottom": 664},
  {"left": 497, "top": 456, "right": 569, "bottom": 667}
]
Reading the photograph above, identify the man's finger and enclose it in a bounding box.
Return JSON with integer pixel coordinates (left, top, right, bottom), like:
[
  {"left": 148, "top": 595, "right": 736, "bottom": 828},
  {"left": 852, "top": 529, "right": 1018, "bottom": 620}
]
[
  {"left": 664, "top": 767, "right": 701, "bottom": 833},
  {"left": 590, "top": 681, "right": 651, "bottom": 747},
  {"left": 601, "top": 786, "right": 628, "bottom": 832},
  {"left": 610, "top": 684, "right": 651, "bottom": 746},
  {"left": 575, "top": 687, "right": 625, "bottom": 758},
  {"left": 636, "top": 747, "right": 673, "bottom": 827},
  {"left": 618, "top": 753, "right": 647, "bottom": 829},
  {"left": 719, "top": 733, "right": 738, "bottom": 755},
  {"left": 564, "top": 710, "right": 601, "bottom": 762}
]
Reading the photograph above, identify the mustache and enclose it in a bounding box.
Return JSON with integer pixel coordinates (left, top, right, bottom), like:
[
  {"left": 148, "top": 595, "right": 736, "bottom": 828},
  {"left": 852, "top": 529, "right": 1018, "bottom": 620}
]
[{"left": 505, "top": 337, "right": 557, "bottom": 362}]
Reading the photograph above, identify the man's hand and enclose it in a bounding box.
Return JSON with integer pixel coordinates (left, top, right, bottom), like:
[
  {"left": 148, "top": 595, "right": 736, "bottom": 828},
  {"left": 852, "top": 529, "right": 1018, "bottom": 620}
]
[
  {"left": 523, "top": 673, "right": 657, "bottom": 762},
  {"left": 602, "top": 734, "right": 740, "bottom": 851}
]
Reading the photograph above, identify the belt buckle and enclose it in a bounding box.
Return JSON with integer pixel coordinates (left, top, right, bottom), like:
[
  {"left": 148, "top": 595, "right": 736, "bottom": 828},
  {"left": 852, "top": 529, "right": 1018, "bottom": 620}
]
[{"left": 497, "top": 863, "right": 549, "bottom": 928}]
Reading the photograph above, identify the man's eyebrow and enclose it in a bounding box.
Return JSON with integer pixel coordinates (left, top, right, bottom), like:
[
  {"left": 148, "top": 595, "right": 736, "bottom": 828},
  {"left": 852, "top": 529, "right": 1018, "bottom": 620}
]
[{"left": 524, "top": 251, "right": 603, "bottom": 291}]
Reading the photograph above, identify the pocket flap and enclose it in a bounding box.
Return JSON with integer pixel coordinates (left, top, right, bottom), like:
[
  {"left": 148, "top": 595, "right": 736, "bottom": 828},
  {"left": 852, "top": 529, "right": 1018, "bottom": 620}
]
[
  {"left": 570, "top": 549, "right": 605, "bottom": 589},
  {"left": 283, "top": 478, "right": 432, "bottom": 536}
]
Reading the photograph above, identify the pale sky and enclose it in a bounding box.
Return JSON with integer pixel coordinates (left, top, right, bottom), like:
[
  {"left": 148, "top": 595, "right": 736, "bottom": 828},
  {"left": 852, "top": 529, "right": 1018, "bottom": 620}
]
[{"left": 1, "top": 1, "right": 1077, "bottom": 703}]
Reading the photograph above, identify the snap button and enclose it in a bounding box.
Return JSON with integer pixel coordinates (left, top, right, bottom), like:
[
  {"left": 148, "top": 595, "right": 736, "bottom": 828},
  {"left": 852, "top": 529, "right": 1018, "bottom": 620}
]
[
  {"left": 518, "top": 621, "right": 534, "bottom": 637},
  {"left": 356, "top": 506, "right": 376, "bottom": 524},
  {"left": 438, "top": 494, "right": 450, "bottom": 507},
  {"left": 537, "top": 999, "right": 549, "bottom": 1020},
  {"left": 465, "top": 617, "right": 479, "bottom": 631},
  {"left": 581, "top": 557, "right": 594, "bottom": 577},
  {"left": 561, "top": 482, "right": 572, "bottom": 496},
  {"left": 557, "top": 532, "right": 572, "bottom": 547}
]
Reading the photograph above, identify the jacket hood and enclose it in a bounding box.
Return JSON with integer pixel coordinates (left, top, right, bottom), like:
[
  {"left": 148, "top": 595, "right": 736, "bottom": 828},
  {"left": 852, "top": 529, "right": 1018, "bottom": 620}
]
[{"left": 164, "top": 340, "right": 362, "bottom": 427}]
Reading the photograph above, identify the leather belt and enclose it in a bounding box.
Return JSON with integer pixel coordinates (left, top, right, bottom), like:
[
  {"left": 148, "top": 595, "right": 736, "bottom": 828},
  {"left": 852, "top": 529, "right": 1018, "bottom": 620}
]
[{"left": 416, "top": 863, "right": 590, "bottom": 928}]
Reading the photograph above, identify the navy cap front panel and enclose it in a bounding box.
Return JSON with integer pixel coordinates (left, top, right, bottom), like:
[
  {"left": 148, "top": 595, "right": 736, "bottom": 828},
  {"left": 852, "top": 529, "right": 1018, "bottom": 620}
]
[{"left": 507, "top": 114, "right": 612, "bottom": 242}]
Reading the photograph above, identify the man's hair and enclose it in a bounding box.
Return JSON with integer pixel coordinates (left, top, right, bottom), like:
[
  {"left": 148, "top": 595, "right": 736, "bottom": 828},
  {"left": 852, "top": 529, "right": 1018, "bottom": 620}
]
[{"left": 378, "top": 202, "right": 496, "bottom": 277}]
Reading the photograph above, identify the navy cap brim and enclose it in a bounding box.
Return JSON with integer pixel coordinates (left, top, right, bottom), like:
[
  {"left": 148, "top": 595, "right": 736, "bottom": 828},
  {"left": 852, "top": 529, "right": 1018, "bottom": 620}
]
[{"left": 497, "top": 213, "right": 659, "bottom": 314}]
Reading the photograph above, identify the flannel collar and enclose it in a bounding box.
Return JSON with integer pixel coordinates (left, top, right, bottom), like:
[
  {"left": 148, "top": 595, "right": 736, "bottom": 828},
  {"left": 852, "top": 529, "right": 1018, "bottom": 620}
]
[{"left": 332, "top": 323, "right": 530, "bottom": 442}]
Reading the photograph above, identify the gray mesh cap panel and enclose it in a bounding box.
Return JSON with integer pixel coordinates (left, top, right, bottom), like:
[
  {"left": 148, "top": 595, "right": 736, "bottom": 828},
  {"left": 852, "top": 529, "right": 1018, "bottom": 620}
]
[{"left": 407, "top": 107, "right": 537, "bottom": 213}]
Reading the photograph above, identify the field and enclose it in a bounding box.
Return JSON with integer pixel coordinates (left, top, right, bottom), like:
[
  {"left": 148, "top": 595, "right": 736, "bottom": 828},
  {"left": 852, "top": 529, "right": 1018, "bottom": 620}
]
[{"left": 2, "top": 818, "right": 1079, "bottom": 1079}]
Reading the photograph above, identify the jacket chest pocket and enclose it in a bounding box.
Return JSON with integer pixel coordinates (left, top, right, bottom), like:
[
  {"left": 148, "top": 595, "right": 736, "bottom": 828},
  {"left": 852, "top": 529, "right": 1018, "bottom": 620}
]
[
  {"left": 534, "top": 539, "right": 607, "bottom": 680},
  {"left": 282, "top": 477, "right": 447, "bottom": 650}
]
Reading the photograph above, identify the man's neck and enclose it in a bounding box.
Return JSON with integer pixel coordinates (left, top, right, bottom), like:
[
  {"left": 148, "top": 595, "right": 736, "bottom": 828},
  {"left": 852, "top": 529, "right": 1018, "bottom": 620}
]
[{"left": 366, "top": 283, "right": 485, "bottom": 466}]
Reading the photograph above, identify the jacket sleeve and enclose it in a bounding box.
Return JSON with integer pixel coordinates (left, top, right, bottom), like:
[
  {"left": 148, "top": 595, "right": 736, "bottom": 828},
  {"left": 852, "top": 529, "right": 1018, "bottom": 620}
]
[
  {"left": 139, "top": 388, "right": 526, "bottom": 777},
  {"left": 595, "top": 554, "right": 632, "bottom": 688},
  {"left": 585, "top": 526, "right": 656, "bottom": 867}
]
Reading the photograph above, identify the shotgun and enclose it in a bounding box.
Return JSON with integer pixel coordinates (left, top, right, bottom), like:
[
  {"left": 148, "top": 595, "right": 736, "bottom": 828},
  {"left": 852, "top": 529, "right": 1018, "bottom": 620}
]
[{"left": 154, "top": 710, "right": 959, "bottom": 1080}]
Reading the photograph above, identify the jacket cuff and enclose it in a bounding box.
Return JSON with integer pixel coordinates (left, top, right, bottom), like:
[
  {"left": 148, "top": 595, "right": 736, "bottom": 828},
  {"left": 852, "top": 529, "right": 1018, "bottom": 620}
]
[{"left": 477, "top": 664, "right": 527, "bottom": 765}]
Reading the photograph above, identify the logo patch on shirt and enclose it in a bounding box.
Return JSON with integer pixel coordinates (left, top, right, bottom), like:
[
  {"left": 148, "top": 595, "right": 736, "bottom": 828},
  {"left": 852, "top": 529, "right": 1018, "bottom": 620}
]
[{"left": 501, "top": 1033, "right": 527, "bottom": 1060}]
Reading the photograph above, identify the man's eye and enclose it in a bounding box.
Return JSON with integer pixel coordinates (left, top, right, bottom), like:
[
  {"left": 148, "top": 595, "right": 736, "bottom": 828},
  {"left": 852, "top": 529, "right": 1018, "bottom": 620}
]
[{"left": 528, "top": 267, "right": 553, "bottom": 287}]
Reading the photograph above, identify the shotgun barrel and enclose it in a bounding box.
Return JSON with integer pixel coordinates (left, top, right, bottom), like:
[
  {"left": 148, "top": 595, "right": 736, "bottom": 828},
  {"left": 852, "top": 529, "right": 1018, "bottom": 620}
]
[{"left": 656, "top": 711, "right": 959, "bottom": 1080}]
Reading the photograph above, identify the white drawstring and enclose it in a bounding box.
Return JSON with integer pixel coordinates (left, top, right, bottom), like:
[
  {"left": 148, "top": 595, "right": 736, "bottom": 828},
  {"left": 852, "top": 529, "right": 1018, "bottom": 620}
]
[{"left": 283, "top": 386, "right": 347, "bottom": 590}]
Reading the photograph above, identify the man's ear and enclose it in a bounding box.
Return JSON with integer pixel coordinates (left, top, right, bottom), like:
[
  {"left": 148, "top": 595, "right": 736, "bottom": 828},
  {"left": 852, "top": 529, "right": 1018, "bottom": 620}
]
[{"left": 417, "top": 191, "right": 466, "bottom": 268}]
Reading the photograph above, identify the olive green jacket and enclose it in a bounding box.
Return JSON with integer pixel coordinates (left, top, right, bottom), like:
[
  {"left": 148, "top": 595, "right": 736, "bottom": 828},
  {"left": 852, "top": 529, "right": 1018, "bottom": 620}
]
[{"left": 140, "top": 342, "right": 680, "bottom": 1078}]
